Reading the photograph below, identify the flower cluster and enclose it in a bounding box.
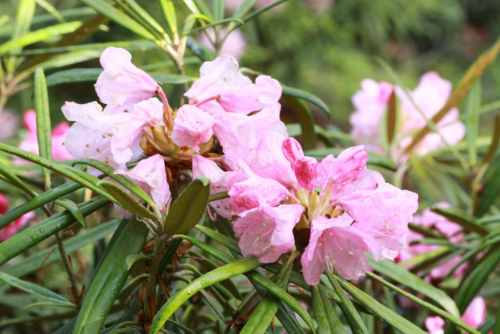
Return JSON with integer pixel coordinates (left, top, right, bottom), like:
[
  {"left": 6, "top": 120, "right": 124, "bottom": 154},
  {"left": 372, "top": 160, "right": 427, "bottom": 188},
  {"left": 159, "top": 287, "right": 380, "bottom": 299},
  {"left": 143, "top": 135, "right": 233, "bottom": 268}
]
[
  {"left": 350, "top": 72, "right": 465, "bottom": 159},
  {"left": 62, "top": 47, "right": 418, "bottom": 284}
]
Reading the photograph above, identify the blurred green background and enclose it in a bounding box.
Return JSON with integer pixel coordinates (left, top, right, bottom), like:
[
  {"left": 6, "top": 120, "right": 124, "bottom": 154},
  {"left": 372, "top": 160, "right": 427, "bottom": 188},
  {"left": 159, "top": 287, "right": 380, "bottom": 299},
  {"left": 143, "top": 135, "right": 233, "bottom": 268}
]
[{"left": 1, "top": 0, "right": 500, "bottom": 131}]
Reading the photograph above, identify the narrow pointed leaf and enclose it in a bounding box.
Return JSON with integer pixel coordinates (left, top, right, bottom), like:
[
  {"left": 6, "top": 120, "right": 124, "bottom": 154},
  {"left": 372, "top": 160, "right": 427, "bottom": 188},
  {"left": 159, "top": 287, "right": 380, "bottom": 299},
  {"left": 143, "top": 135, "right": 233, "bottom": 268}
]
[
  {"left": 0, "top": 21, "right": 82, "bottom": 56},
  {"left": 118, "top": 0, "right": 166, "bottom": 35},
  {"left": 0, "top": 161, "right": 37, "bottom": 197},
  {"left": 312, "top": 284, "right": 345, "bottom": 334},
  {"left": 22, "top": 302, "right": 75, "bottom": 310},
  {"left": 366, "top": 271, "right": 480, "bottom": 334},
  {"left": 97, "top": 180, "right": 159, "bottom": 220},
  {"left": 325, "top": 269, "right": 368, "bottom": 334},
  {"left": 0, "top": 272, "right": 74, "bottom": 306},
  {"left": 367, "top": 255, "right": 460, "bottom": 317},
  {"left": 282, "top": 86, "right": 331, "bottom": 119},
  {"left": 78, "top": 0, "right": 155, "bottom": 39},
  {"left": 10, "top": 0, "right": 36, "bottom": 53},
  {"left": 232, "top": 0, "right": 259, "bottom": 19},
  {"left": 195, "top": 224, "right": 240, "bottom": 253},
  {"left": 34, "top": 0, "right": 65, "bottom": 23},
  {"left": 213, "top": 0, "right": 225, "bottom": 22},
  {"left": 482, "top": 113, "right": 500, "bottom": 165},
  {"left": 34, "top": 68, "right": 52, "bottom": 189},
  {"left": 163, "top": 177, "right": 210, "bottom": 235},
  {"left": 159, "top": 0, "right": 178, "bottom": 33},
  {"left": 283, "top": 95, "right": 317, "bottom": 151},
  {"left": 465, "top": 79, "right": 481, "bottom": 166},
  {"left": 73, "top": 218, "right": 148, "bottom": 334},
  {"left": 476, "top": 160, "right": 500, "bottom": 217},
  {"left": 404, "top": 37, "right": 500, "bottom": 155},
  {"left": 150, "top": 257, "right": 261, "bottom": 333},
  {"left": 55, "top": 198, "right": 86, "bottom": 228},
  {"left": 186, "top": 37, "right": 216, "bottom": 61},
  {"left": 430, "top": 206, "right": 489, "bottom": 236},
  {"left": 0, "top": 197, "right": 110, "bottom": 267},
  {"left": 386, "top": 89, "right": 397, "bottom": 145},
  {"left": 125, "top": 254, "right": 149, "bottom": 270}
]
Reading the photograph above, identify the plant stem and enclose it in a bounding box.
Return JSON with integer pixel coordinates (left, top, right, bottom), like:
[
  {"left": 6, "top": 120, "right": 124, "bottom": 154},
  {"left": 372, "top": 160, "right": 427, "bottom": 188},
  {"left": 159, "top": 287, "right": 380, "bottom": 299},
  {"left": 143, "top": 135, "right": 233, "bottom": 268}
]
[
  {"left": 144, "top": 232, "right": 167, "bottom": 320},
  {"left": 54, "top": 231, "right": 81, "bottom": 307}
]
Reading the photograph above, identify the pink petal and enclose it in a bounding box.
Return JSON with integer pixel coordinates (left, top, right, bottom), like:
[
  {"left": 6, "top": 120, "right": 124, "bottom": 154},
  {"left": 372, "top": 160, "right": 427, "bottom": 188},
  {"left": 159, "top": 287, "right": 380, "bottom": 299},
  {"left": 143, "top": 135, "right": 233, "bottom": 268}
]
[
  {"left": 294, "top": 157, "right": 318, "bottom": 191},
  {"left": 425, "top": 316, "right": 445, "bottom": 334},
  {"left": 462, "top": 297, "right": 487, "bottom": 329},
  {"left": 281, "top": 137, "right": 304, "bottom": 167},
  {"left": 171, "top": 105, "right": 215, "bottom": 152}
]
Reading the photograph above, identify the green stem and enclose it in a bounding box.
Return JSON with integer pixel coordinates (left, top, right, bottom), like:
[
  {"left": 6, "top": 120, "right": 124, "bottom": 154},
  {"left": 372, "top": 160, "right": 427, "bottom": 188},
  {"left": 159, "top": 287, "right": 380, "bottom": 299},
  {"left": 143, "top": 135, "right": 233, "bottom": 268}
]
[{"left": 144, "top": 231, "right": 167, "bottom": 320}]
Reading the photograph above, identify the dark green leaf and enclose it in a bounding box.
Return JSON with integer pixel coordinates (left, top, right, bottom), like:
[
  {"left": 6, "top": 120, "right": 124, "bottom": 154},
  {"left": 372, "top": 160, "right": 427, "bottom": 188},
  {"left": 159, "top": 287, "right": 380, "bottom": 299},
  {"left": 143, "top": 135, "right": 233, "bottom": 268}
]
[
  {"left": 282, "top": 86, "right": 331, "bottom": 119},
  {"left": 54, "top": 198, "right": 86, "bottom": 228},
  {"left": 283, "top": 96, "right": 317, "bottom": 151},
  {"left": 150, "top": 257, "right": 261, "bottom": 333},
  {"left": 73, "top": 218, "right": 148, "bottom": 334},
  {"left": 482, "top": 114, "right": 500, "bottom": 166},
  {"left": 78, "top": 0, "right": 155, "bottom": 39},
  {"left": 34, "top": 68, "right": 52, "bottom": 189},
  {"left": 312, "top": 284, "right": 345, "bottom": 334},
  {"left": 163, "top": 177, "right": 210, "bottom": 235},
  {"left": 186, "top": 36, "right": 216, "bottom": 61},
  {"left": 0, "top": 197, "right": 110, "bottom": 267},
  {"left": 0, "top": 272, "right": 74, "bottom": 306},
  {"left": 466, "top": 79, "right": 481, "bottom": 166},
  {"left": 386, "top": 89, "right": 397, "bottom": 145},
  {"left": 195, "top": 224, "right": 240, "bottom": 253},
  {"left": 125, "top": 254, "right": 149, "bottom": 270},
  {"left": 477, "top": 159, "right": 500, "bottom": 217},
  {"left": 0, "top": 161, "right": 37, "bottom": 197},
  {"left": 97, "top": 180, "right": 160, "bottom": 220},
  {"left": 34, "top": 0, "right": 65, "bottom": 23}
]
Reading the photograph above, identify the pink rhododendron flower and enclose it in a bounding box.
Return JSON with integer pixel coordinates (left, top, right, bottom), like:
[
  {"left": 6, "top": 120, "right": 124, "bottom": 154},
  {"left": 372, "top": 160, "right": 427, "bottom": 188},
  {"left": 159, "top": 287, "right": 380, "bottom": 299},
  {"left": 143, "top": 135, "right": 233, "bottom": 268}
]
[
  {"left": 0, "top": 109, "right": 20, "bottom": 142},
  {"left": 185, "top": 54, "right": 282, "bottom": 115},
  {"left": 301, "top": 215, "right": 371, "bottom": 284},
  {"left": 114, "top": 154, "right": 170, "bottom": 218},
  {"left": 425, "top": 316, "right": 445, "bottom": 334},
  {"left": 233, "top": 204, "right": 304, "bottom": 262},
  {"left": 349, "top": 72, "right": 465, "bottom": 158},
  {"left": 425, "top": 297, "right": 487, "bottom": 334},
  {"left": 95, "top": 47, "right": 159, "bottom": 115},
  {"left": 198, "top": 28, "right": 248, "bottom": 60},
  {"left": 0, "top": 194, "right": 36, "bottom": 242},
  {"left": 171, "top": 105, "right": 215, "bottom": 152},
  {"left": 15, "top": 110, "right": 72, "bottom": 164}
]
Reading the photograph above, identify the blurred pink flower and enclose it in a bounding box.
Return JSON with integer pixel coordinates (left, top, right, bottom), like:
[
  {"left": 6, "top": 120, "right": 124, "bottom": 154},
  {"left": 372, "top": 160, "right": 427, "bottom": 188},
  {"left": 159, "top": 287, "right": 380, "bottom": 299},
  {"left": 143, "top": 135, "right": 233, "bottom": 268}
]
[
  {"left": 0, "top": 193, "right": 36, "bottom": 242},
  {"left": 15, "top": 110, "right": 72, "bottom": 164},
  {"left": 198, "top": 28, "right": 248, "bottom": 61},
  {"left": 425, "top": 316, "right": 445, "bottom": 334},
  {"left": 349, "top": 72, "right": 465, "bottom": 158},
  {"left": 0, "top": 109, "right": 20, "bottom": 142}
]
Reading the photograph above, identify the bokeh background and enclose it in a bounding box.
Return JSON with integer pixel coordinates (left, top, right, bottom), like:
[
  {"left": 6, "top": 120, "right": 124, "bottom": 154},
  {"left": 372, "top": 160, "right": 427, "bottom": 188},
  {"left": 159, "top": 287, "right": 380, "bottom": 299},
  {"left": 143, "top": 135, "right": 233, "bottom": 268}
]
[{"left": 1, "top": 0, "right": 500, "bottom": 131}]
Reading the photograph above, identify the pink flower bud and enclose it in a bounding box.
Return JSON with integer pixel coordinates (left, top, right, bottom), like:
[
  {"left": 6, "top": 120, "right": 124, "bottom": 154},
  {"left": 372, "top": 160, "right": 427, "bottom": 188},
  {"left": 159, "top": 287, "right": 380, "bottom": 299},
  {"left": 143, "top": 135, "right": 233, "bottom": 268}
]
[
  {"left": 294, "top": 157, "right": 318, "bottom": 191},
  {"left": 281, "top": 137, "right": 304, "bottom": 167}
]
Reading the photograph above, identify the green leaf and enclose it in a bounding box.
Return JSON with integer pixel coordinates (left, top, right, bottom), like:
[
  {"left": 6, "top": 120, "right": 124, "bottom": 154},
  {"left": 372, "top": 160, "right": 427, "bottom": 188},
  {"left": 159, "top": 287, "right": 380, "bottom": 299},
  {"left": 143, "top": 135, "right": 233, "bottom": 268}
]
[
  {"left": 456, "top": 245, "right": 500, "bottom": 312},
  {"left": 213, "top": 0, "right": 226, "bottom": 22},
  {"left": 158, "top": 239, "right": 183, "bottom": 274},
  {"left": 312, "top": 284, "right": 345, "bottom": 334},
  {"left": 0, "top": 143, "right": 116, "bottom": 203},
  {"left": 430, "top": 206, "right": 489, "bottom": 236},
  {"left": 159, "top": 0, "right": 178, "bottom": 34},
  {"left": 0, "top": 161, "right": 37, "bottom": 197},
  {"left": 96, "top": 180, "right": 160, "bottom": 220},
  {"left": 282, "top": 86, "right": 331, "bottom": 119},
  {"left": 476, "top": 159, "right": 500, "bottom": 217},
  {"left": 240, "top": 252, "right": 303, "bottom": 334},
  {"left": 466, "top": 79, "right": 481, "bottom": 166},
  {"left": 45, "top": 68, "right": 194, "bottom": 86},
  {"left": 0, "top": 271, "right": 74, "bottom": 306},
  {"left": 11, "top": 0, "right": 36, "bottom": 52},
  {"left": 195, "top": 224, "right": 240, "bottom": 253},
  {"left": 186, "top": 36, "right": 216, "bottom": 61},
  {"left": 0, "top": 21, "right": 82, "bottom": 56},
  {"left": 34, "top": 68, "right": 52, "bottom": 189},
  {"left": 482, "top": 113, "right": 500, "bottom": 166},
  {"left": 184, "top": 18, "right": 244, "bottom": 35},
  {"left": 34, "top": 0, "right": 65, "bottom": 23},
  {"left": 366, "top": 271, "right": 481, "bottom": 334},
  {"left": 125, "top": 254, "right": 149, "bottom": 270},
  {"left": 324, "top": 269, "right": 368, "bottom": 334},
  {"left": 74, "top": 159, "right": 158, "bottom": 213},
  {"left": 16, "top": 40, "right": 155, "bottom": 56},
  {"left": 286, "top": 123, "right": 335, "bottom": 148},
  {"left": 78, "top": 0, "right": 155, "bottom": 39},
  {"left": 182, "top": 234, "right": 317, "bottom": 332},
  {"left": 283, "top": 95, "right": 317, "bottom": 151},
  {"left": 73, "top": 218, "right": 149, "bottom": 334},
  {"left": 386, "top": 89, "right": 397, "bottom": 145},
  {"left": 163, "top": 177, "right": 210, "bottom": 235},
  {"left": 117, "top": 0, "right": 166, "bottom": 36},
  {"left": 22, "top": 302, "right": 75, "bottom": 310},
  {"left": 0, "top": 219, "right": 120, "bottom": 289},
  {"left": 367, "top": 255, "right": 460, "bottom": 318},
  {"left": 0, "top": 197, "right": 110, "bottom": 267},
  {"left": 404, "top": 37, "right": 500, "bottom": 155},
  {"left": 305, "top": 148, "right": 395, "bottom": 170},
  {"left": 231, "top": 0, "right": 259, "bottom": 19},
  {"left": 55, "top": 198, "right": 86, "bottom": 228},
  {"left": 150, "top": 257, "right": 261, "bottom": 333},
  {"left": 335, "top": 276, "right": 427, "bottom": 334}
]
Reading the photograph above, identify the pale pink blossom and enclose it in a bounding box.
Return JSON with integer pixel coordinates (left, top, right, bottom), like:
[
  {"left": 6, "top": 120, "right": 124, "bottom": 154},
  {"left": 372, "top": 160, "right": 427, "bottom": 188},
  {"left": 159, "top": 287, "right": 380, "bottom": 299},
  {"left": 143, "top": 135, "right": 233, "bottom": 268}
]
[
  {"left": 114, "top": 154, "right": 170, "bottom": 218},
  {"left": 301, "top": 215, "right": 371, "bottom": 285},
  {"left": 15, "top": 110, "right": 72, "bottom": 164},
  {"left": 171, "top": 105, "right": 215, "bottom": 152},
  {"left": 198, "top": 28, "right": 248, "bottom": 61},
  {"left": 192, "top": 155, "right": 234, "bottom": 219},
  {"left": 95, "top": 47, "right": 159, "bottom": 115},
  {"left": 0, "top": 109, "right": 20, "bottom": 142},
  {"left": 185, "top": 54, "right": 282, "bottom": 115},
  {"left": 425, "top": 316, "right": 445, "bottom": 334},
  {"left": 233, "top": 204, "right": 304, "bottom": 263},
  {"left": 349, "top": 72, "right": 466, "bottom": 158}
]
